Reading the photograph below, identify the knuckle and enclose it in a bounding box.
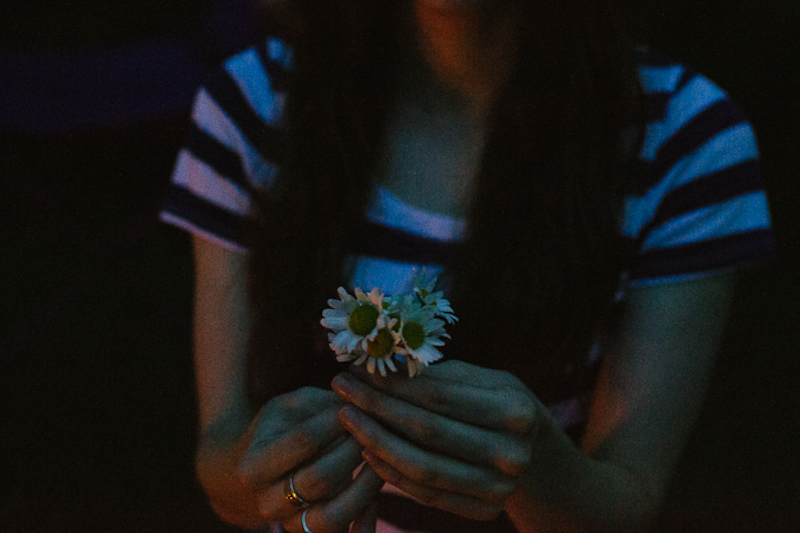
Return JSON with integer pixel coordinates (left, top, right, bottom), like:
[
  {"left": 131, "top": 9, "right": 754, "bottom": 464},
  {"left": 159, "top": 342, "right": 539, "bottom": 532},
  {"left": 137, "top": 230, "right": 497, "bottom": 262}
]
[
  {"left": 294, "top": 427, "right": 318, "bottom": 455},
  {"left": 409, "top": 459, "right": 439, "bottom": 487},
  {"left": 495, "top": 442, "right": 532, "bottom": 477},
  {"left": 298, "top": 474, "right": 327, "bottom": 500},
  {"left": 424, "top": 389, "right": 451, "bottom": 411},
  {"left": 412, "top": 417, "right": 439, "bottom": 445},
  {"left": 359, "top": 387, "right": 382, "bottom": 414},
  {"left": 503, "top": 392, "right": 537, "bottom": 435},
  {"left": 302, "top": 465, "right": 342, "bottom": 499},
  {"left": 492, "top": 476, "right": 519, "bottom": 502}
]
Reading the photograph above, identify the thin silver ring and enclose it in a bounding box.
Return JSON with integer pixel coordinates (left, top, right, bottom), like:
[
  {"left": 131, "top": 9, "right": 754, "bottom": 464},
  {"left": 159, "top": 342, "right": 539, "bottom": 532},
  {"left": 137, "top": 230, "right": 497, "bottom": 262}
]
[
  {"left": 301, "top": 508, "right": 315, "bottom": 533},
  {"left": 285, "top": 475, "right": 312, "bottom": 508}
]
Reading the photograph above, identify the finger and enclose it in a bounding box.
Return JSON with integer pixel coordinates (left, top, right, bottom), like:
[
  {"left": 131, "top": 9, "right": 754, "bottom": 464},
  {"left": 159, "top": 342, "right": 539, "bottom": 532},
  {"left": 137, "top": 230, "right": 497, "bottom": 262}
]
[
  {"left": 333, "top": 374, "right": 531, "bottom": 476},
  {"left": 344, "top": 366, "right": 537, "bottom": 435},
  {"left": 339, "top": 406, "right": 516, "bottom": 503},
  {"left": 349, "top": 501, "right": 377, "bottom": 533},
  {"left": 240, "top": 405, "right": 346, "bottom": 488},
  {"left": 258, "top": 436, "right": 365, "bottom": 520},
  {"left": 357, "top": 359, "right": 515, "bottom": 388},
  {"left": 258, "top": 387, "right": 345, "bottom": 432},
  {"left": 284, "top": 464, "right": 385, "bottom": 533},
  {"left": 362, "top": 450, "right": 505, "bottom": 521}
]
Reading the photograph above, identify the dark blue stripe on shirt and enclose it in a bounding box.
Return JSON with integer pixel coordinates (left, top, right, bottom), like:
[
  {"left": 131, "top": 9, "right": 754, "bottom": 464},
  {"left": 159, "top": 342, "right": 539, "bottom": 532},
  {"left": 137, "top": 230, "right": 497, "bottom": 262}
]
[
  {"left": 162, "top": 185, "right": 251, "bottom": 248},
  {"left": 184, "top": 122, "right": 253, "bottom": 193},
  {"left": 675, "top": 69, "right": 696, "bottom": 94},
  {"left": 629, "top": 228, "right": 775, "bottom": 281},
  {"left": 648, "top": 159, "right": 763, "bottom": 228},
  {"left": 256, "top": 43, "right": 289, "bottom": 94},
  {"left": 203, "top": 69, "right": 285, "bottom": 164},
  {"left": 351, "top": 221, "right": 460, "bottom": 266},
  {"left": 645, "top": 91, "right": 671, "bottom": 122},
  {"left": 643, "top": 98, "right": 747, "bottom": 191}
]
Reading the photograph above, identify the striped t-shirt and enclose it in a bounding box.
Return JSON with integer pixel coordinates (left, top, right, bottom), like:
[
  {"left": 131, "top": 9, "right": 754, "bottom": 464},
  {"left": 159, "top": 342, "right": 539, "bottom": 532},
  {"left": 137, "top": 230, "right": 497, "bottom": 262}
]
[
  {"left": 161, "top": 36, "right": 774, "bottom": 418},
  {"left": 161, "top": 37, "right": 774, "bottom": 533}
]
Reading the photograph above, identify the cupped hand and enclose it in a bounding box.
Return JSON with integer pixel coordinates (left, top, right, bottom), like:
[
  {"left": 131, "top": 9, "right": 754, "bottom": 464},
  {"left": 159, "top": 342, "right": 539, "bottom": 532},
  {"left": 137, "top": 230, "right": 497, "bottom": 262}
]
[
  {"left": 236, "top": 386, "right": 384, "bottom": 532},
  {"left": 331, "top": 361, "right": 540, "bottom": 521}
]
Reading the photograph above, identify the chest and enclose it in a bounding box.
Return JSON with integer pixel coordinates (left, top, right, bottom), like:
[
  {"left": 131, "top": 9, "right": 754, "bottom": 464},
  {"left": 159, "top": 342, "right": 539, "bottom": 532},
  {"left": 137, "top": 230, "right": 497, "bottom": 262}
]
[{"left": 377, "top": 102, "right": 486, "bottom": 219}]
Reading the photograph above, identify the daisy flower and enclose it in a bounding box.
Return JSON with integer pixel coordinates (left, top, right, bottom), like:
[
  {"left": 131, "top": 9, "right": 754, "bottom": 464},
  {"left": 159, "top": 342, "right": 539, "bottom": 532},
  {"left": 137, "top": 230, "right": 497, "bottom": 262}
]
[
  {"left": 321, "top": 274, "right": 457, "bottom": 378},
  {"left": 408, "top": 269, "right": 458, "bottom": 324},
  {"left": 344, "top": 326, "right": 401, "bottom": 377},
  {"left": 321, "top": 287, "right": 387, "bottom": 355},
  {"left": 395, "top": 295, "right": 449, "bottom": 376}
]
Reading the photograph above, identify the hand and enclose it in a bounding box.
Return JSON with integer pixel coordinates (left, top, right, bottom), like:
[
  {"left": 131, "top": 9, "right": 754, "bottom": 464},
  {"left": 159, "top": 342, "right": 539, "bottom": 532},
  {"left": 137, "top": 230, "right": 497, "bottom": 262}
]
[
  {"left": 201, "top": 386, "right": 384, "bottom": 532},
  {"left": 331, "top": 361, "right": 539, "bottom": 521}
]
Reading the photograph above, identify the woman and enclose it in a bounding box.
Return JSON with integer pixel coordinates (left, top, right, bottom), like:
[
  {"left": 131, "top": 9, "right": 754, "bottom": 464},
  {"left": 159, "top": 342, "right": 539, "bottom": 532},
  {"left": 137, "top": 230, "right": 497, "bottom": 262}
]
[{"left": 160, "top": 0, "right": 774, "bottom": 531}]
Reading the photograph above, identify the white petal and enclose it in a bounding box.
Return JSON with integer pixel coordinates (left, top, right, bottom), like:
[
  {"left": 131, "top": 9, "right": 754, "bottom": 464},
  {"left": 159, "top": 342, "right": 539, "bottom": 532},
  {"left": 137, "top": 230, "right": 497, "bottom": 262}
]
[
  {"left": 336, "top": 353, "right": 356, "bottom": 362},
  {"left": 424, "top": 318, "right": 446, "bottom": 333},
  {"left": 346, "top": 332, "right": 364, "bottom": 352},
  {"left": 355, "top": 288, "right": 369, "bottom": 302},
  {"left": 406, "top": 358, "right": 417, "bottom": 378},
  {"left": 354, "top": 353, "right": 369, "bottom": 365},
  {"left": 410, "top": 343, "right": 443, "bottom": 364},
  {"left": 320, "top": 315, "right": 349, "bottom": 331},
  {"left": 377, "top": 358, "right": 387, "bottom": 377},
  {"left": 366, "top": 357, "right": 376, "bottom": 374},
  {"left": 385, "top": 357, "right": 398, "bottom": 373},
  {"left": 426, "top": 291, "right": 445, "bottom": 304},
  {"left": 331, "top": 330, "right": 360, "bottom": 354},
  {"left": 368, "top": 287, "right": 384, "bottom": 306},
  {"left": 337, "top": 286, "right": 354, "bottom": 299}
]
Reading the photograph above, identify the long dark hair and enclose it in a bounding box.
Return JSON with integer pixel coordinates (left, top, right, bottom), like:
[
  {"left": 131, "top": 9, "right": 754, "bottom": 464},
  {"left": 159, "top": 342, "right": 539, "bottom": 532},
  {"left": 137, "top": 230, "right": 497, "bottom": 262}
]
[{"left": 247, "top": 0, "right": 644, "bottom": 406}]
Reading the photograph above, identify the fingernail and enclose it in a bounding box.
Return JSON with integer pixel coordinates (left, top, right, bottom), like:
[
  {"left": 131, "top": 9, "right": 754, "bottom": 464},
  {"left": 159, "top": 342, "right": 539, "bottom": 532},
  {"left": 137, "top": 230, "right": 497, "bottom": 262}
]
[
  {"left": 331, "top": 374, "right": 354, "bottom": 399},
  {"left": 339, "top": 406, "right": 360, "bottom": 429}
]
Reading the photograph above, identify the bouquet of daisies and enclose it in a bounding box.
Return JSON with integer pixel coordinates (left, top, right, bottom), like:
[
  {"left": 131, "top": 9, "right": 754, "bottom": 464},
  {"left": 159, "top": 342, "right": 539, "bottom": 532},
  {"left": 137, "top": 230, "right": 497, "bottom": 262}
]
[{"left": 320, "top": 275, "right": 457, "bottom": 377}]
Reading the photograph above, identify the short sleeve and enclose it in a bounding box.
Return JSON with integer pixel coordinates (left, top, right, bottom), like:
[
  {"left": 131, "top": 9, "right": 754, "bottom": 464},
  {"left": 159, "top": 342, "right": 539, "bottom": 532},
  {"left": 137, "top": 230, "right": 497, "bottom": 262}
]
[
  {"left": 159, "top": 38, "right": 291, "bottom": 252},
  {"left": 622, "top": 61, "right": 775, "bottom": 287}
]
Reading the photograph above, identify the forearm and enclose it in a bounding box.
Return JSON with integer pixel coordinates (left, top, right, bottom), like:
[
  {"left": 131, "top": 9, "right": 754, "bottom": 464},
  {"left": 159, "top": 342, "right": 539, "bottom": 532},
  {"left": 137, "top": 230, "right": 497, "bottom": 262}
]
[{"left": 505, "top": 417, "right": 659, "bottom": 533}]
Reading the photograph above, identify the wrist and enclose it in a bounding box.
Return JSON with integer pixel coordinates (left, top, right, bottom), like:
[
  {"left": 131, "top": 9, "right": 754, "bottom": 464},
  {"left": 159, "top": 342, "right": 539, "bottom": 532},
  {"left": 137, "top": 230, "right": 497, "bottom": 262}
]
[
  {"left": 505, "top": 412, "right": 656, "bottom": 533},
  {"left": 195, "top": 415, "right": 265, "bottom": 528}
]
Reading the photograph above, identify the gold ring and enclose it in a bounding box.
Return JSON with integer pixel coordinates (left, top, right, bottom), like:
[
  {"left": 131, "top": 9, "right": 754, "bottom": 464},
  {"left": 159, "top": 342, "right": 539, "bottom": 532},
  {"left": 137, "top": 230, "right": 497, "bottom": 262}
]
[{"left": 284, "top": 475, "right": 312, "bottom": 508}]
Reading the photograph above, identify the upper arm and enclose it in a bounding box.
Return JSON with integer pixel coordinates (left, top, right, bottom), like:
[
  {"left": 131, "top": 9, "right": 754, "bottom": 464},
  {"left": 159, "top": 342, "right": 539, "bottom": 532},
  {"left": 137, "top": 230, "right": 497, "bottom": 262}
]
[
  {"left": 581, "top": 273, "right": 737, "bottom": 500},
  {"left": 193, "top": 234, "right": 253, "bottom": 438}
]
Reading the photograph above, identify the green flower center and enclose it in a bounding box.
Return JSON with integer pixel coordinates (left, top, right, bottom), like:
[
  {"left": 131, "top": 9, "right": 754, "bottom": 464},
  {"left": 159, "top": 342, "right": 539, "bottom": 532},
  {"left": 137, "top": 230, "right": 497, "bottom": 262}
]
[
  {"left": 349, "top": 305, "right": 379, "bottom": 336},
  {"left": 367, "top": 328, "right": 395, "bottom": 358},
  {"left": 402, "top": 321, "right": 426, "bottom": 350}
]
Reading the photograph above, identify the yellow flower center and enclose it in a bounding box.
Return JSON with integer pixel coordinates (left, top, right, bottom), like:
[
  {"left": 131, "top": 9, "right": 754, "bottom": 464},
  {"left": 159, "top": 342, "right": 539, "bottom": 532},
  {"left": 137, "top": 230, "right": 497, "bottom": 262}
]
[
  {"left": 349, "top": 305, "right": 379, "bottom": 336},
  {"left": 402, "top": 321, "right": 425, "bottom": 350},
  {"left": 367, "top": 328, "right": 395, "bottom": 358}
]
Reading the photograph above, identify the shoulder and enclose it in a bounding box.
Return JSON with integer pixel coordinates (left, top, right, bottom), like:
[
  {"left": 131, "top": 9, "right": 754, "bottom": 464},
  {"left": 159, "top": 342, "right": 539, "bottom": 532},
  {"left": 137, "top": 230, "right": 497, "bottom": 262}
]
[
  {"left": 182, "top": 37, "right": 293, "bottom": 190},
  {"left": 198, "top": 37, "right": 293, "bottom": 133},
  {"left": 635, "top": 47, "right": 756, "bottom": 171},
  {"left": 620, "top": 48, "right": 774, "bottom": 286},
  {"left": 159, "top": 38, "right": 295, "bottom": 252}
]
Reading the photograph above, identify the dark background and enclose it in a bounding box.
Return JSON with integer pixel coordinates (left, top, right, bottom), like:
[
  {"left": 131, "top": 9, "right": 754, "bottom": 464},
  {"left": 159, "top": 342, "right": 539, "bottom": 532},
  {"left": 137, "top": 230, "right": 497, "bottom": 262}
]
[{"left": 1, "top": 1, "right": 798, "bottom": 531}]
